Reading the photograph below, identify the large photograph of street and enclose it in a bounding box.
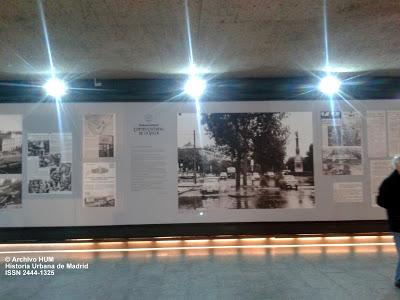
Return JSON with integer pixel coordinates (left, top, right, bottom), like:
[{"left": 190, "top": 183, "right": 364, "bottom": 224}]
[{"left": 178, "top": 112, "right": 315, "bottom": 211}]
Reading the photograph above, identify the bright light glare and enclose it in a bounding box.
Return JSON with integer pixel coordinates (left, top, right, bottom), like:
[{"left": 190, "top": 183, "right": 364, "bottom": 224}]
[
  {"left": 43, "top": 78, "right": 67, "bottom": 98},
  {"left": 184, "top": 76, "right": 206, "bottom": 99},
  {"left": 319, "top": 75, "right": 341, "bottom": 95}
]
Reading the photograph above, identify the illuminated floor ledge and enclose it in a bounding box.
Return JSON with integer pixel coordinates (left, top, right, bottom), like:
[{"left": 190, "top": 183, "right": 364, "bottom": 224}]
[
  {"left": 0, "top": 234, "right": 395, "bottom": 254},
  {"left": 1, "top": 234, "right": 399, "bottom": 300}
]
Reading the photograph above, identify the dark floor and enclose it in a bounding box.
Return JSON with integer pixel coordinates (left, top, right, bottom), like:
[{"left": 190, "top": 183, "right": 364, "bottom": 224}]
[{"left": 1, "top": 241, "right": 399, "bottom": 300}]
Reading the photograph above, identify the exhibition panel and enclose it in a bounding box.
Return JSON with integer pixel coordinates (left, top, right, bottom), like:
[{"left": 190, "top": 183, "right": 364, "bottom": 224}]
[{"left": 0, "top": 99, "right": 396, "bottom": 228}]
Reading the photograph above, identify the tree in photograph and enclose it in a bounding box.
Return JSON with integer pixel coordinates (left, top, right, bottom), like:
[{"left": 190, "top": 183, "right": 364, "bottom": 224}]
[
  {"left": 252, "top": 113, "right": 288, "bottom": 174},
  {"left": 178, "top": 148, "right": 207, "bottom": 173},
  {"left": 208, "top": 159, "right": 221, "bottom": 175},
  {"left": 202, "top": 113, "right": 254, "bottom": 190},
  {"left": 302, "top": 144, "right": 314, "bottom": 173},
  {"left": 286, "top": 157, "right": 295, "bottom": 172},
  {"left": 202, "top": 113, "right": 289, "bottom": 189},
  {"left": 208, "top": 159, "right": 233, "bottom": 175}
]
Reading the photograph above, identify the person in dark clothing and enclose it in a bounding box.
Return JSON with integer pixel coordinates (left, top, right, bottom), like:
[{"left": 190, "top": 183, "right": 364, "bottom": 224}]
[{"left": 377, "top": 156, "right": 400, "bottom": 288}]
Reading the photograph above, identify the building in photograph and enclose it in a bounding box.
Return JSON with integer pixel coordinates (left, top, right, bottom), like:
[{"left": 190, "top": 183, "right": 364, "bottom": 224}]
[
  {"left": 99, "top": 135, "right": 114, "bottom": 157},
  {"left": 0, "top": 132, "right": 22, "bottom": 152},
  {"left": 178, "top": 141, "right": 228, "bottom": 174}
]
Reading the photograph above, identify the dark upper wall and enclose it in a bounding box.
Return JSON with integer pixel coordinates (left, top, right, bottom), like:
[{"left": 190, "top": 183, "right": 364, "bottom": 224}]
[{"left": 0, "top": 76, "right": 400, "bottom": 103}]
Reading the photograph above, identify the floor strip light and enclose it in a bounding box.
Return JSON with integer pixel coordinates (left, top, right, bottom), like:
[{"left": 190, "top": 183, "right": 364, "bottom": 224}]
[{"left": 0, "top": 242, "right": 395, "bottom": 255}]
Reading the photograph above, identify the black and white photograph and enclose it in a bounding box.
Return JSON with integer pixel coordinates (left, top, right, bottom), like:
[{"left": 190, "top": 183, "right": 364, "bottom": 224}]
[
  {"left": 322, "top": 147, "right": 363, "bottom": 175},
  {"left": 84, "top": 194, "right": 116, "bottom": 207},
  {"left": 27, "top": 133, "right": 73, "bottom": 194},
  {"left": 83, "top": 162, "right": 116, "bottom": 207},
  {"left": 328, "top": 126, "right": 342, "bottom": 146},
  {"left": 84, "top": 114, "right": 115, "bottom": 159},
  {"left": 28, "top": 179, "right": 50, "bottom": 193},
  {"left": 50, "top": 163, "right": 72, "bottom": 192},
  {"left": 321, "top": 111, "right": 363, "bottom": 175},
  {"left": 0, "top": 177, "right": 21, "bottom": 209},
  {"left": 99, "top": 135, "right": 114, "bottom": 157},
  {"left": 342, "top": 111, "right": 362, "bottom": 146},
  {"left": 39, "top": 153, "right": 61, "bottom": 168},
  {"left": 28, "top": 163, "right": 71, "bottom": 193},
  {"left": 28, "top": 139, "right": 50, "bottom": 157},
  {"left": 0, "top": 115, "right": 22, "bottom": 174},
  {"left": 178, "top": 112, "right": 315, "bottom": 211}
]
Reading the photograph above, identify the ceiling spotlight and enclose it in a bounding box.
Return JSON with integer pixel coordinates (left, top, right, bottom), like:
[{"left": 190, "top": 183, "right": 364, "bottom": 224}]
[
  {"left": 184, "top": 75, "right": 206, "bottom": 99},
  {"left": 318, "top": 75, "right": 341, "bottom": 96},
  {"left": 43, "top": 78, "right": 67, "bottom": 98}
]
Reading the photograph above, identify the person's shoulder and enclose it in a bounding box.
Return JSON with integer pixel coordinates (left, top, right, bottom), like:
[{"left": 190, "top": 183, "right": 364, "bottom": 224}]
[
  {"left": 388, "top": 171, "right": 399, "bottom": 180},
  {"left": 381, "top": 174, "right": 394, "bottom": 186},
  {"left": 383, "top": 171, "right": 399, "bottom": 185}
]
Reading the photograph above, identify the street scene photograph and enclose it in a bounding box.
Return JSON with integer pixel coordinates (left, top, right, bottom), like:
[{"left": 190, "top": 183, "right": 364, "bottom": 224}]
[
  {"left": 84, "top": 194, "right": 116, "bottom": 207},
  {"left": 177, "top": 112, "right": 315, "bottom": 211},
  {"left": 0, "top": 177, "right": 22, "bottom": 209},
  {"left": 0, "top": 115, "right": 22, "bottom": 174}
]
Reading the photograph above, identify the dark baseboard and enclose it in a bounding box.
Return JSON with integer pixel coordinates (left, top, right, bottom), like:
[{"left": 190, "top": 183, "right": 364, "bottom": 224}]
[{"left": 0, "top": 220, "right": 389, "bottom": 243}]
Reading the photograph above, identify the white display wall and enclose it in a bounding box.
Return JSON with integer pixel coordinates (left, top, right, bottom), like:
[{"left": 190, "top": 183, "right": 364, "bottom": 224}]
[{"left": 0, "top": 99, "right": 397, "bottom": 227}]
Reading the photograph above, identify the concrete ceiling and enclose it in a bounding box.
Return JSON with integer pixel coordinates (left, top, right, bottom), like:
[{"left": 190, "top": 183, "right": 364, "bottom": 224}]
[{"left": 0, "top": 0, "right": 399, "bottom": 80}]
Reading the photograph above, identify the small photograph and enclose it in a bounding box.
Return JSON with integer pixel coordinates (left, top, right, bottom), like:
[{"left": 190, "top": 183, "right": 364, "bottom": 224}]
[
  {"left": 39, "top": 153, "right": 61, "bottom": 168},
  {"left": 28, "top": 179, "right": 50, "bottom": 193},
  {"left": 0, "top": 115, "right": 22, "bottom": 174},
  {"left": 99, "top": 135, "right": 114, "bottom": 157},
  {"left": 0, "top": 178, "right": 22, "bottom": 209},
  {"left": 84, "top": 193, "right": 116, "bottom": 207},
  {"left": 322, "top": 147, "right": 363, "bottom": 175},
  {"left": 30, "top": 163, "right": 72, "bottom": 193},
  {"left": 342, "top": 112, "right": 362, "bottom": 146},
  {"left": 49, "top": 163, "right": 72, "bottom": 192},
  {"left": 89, "top": 166, "right": 110, "bottom": 175},
  {"left": 328, "top": 126, "right": 342, "bottom": 146},
  {"left": 178, "top": 112, "right": 315, "bottom": 211},
  {"left": 28, "top": 140, "right": 50, "bottom": 157}
]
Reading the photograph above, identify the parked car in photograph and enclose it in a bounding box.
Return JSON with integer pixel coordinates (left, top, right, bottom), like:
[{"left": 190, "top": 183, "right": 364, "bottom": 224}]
[
  {"left": 227, "top": 167, "right": 236, "bottom": 178},
  {"left": 252, "top": 172, "right": 260, "bottom": 180},
  {"left": 200, "top": 177, "right": 220, "bottom": 194},
  {"left": 265, "top": 171, "right": 275, "bottom": 178},
  {"left": 279, "top": 175, "right": 298, "bottom": 190},
  {"left": 180, "top": 172, "right": 195, "bottom": 179},
  {"left": 219, "top": 172, "right": 228, "bottom": 180}
]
